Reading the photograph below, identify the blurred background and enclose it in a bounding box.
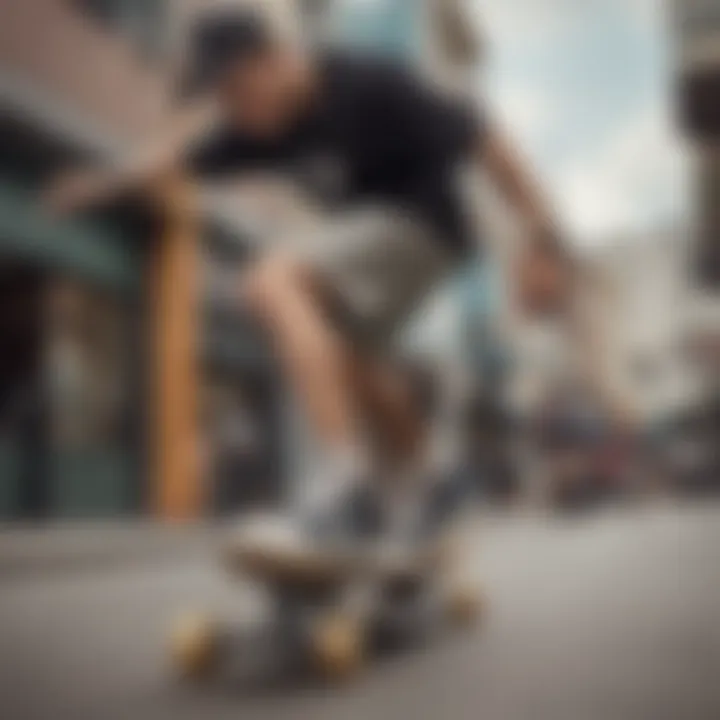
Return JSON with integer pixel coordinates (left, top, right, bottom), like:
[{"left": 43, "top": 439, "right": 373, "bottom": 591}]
[
  {"left": 0, "top": 1, "right": 718, "bottom": 719},
  {"left": 0, "top": 0, "right": 716, "bottom": 521}
]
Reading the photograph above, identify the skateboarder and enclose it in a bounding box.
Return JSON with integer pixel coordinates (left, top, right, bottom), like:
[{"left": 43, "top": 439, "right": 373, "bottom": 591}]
[{"left": 47, "top": 8, "right": 564, "bottom": 560}]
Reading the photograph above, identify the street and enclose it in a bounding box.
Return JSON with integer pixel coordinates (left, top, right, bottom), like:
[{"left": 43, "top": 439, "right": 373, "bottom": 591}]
[{"left": 1, "top": 503, "right": 720, "bottom": 720}]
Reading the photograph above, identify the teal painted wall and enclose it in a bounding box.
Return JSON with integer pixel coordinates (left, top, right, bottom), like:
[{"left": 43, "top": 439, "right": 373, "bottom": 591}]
[
  {"left": 0, "top": 439, "right": 21, "bottom": 520},
  {"left": 49, "top": 449, "right": 137, "bottom": 519},
  {"left": 457, "top": 260, "right": 510, "bottom": 384},
  {"left": 0, "top": 179, "right": 146, "bottom": 520},
  {"left": 0, "top": 181, "right": 140, "bottom": 290}
]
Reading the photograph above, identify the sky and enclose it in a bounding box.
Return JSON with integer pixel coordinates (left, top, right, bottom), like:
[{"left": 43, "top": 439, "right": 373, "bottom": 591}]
[
  {"left": 472, "top": 0, "right": 689, "bottom": 247},
  {"left": 396, "top": 0, "right": 690, "bottom": 352}
]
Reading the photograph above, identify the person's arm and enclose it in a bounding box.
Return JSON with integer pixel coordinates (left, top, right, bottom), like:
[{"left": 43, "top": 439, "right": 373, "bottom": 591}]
[
  {"left": 44, "top": 99, "right": 218, "bottom": 214},
  {"left": 480, "top": 124, "right": 558, "bottom": 239}
]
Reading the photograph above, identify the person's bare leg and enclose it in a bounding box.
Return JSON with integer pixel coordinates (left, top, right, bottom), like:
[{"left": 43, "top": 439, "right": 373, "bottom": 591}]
[
  {"left": 243, "top": 255, "right": 432, "bottom": 487},
  {"left": 346, "top": 352, "right": 428, "bottom": 471},
  {"left": 243, "top": 256, "right": 362, "bottom": 452},
  {"left": 347, "top": 351, "right": 449, "bottom": 546},
  {"left": 236, "top": 255, "right": 443, "bottom": 565}
]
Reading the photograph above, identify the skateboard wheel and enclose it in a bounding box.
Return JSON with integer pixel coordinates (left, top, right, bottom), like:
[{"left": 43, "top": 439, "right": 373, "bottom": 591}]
[
  {"left": 168, "top": 612, "right": 220, "bottom": 680},
  {"left": 311, "top": 614, "right": 364, "bottom": 680},
  {"left": 446, "top": 585, "right": 484, "bottom": 626}
]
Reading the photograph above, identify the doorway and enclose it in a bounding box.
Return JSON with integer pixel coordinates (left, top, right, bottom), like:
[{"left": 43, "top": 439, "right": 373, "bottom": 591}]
[{"left": 0, "top": 259, "right": 46, "bottom": 519}]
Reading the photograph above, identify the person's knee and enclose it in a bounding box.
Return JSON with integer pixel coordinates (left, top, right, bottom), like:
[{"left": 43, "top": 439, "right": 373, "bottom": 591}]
[{"left": 241, "top": 254, "right": 308, "bottom": 319}]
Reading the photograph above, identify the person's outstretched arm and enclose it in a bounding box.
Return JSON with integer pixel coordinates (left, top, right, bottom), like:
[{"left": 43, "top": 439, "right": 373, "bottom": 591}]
[
  {"left": 44, "top": 100, "right": 217, "bottom": 214},
  {"left": 480, "top": 124, "right": 558, "bottom": 240}
]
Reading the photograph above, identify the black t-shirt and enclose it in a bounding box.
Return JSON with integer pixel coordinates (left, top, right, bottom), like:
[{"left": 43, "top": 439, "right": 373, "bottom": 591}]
[{"left": 187, "top": 51, "right": 483, "bottom": 258}]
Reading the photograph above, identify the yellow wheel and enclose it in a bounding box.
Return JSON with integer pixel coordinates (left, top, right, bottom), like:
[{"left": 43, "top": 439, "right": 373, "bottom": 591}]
[
  {"left": 168, "top": 612, "right": 220, "bottom": 680},
  {"left": 446, "top": 584, "right": 484, "bottom": 627},
  {"left": 311, "top": 613, "right": 365, "bottom": 680}
]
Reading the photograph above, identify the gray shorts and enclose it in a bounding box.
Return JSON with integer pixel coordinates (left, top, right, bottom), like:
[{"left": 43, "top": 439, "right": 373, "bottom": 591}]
[{"left": 289, "top": 208, "right": 454, "bottom": 350}]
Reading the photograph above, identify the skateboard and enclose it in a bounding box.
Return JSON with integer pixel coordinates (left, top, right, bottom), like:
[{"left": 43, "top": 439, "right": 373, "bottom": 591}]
[{"left": 168, "top": 530, "right": 483, "bottom": 683}]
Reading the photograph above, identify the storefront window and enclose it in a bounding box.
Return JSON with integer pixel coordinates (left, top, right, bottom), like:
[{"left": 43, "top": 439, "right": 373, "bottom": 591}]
[{"left": 45, "top": 279, "right": 138, "bottom": 517}]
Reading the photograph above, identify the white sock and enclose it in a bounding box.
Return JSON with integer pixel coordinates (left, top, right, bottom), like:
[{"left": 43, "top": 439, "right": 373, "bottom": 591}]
[
  {"left": 298, "top": 443, "right": 369, "bottom": 516},
  {"left": 329, "top": 443, "right": 370, "bottom": 481}
]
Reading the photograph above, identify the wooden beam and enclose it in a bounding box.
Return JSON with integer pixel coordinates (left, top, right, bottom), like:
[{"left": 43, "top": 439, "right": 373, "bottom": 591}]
[{"left": 151, "top": 175, "right": 202, "bottom": 521}]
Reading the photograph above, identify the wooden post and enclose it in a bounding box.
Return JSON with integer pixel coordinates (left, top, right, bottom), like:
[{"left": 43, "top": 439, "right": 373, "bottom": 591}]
[{"left": 151, "top": 175, "right": 202, "bottom": 521}]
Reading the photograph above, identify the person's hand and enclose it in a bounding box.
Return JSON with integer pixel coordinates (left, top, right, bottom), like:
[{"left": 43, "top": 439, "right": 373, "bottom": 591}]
[
  {"left": 43, "top": 168, "right": 113, "bottom": 215},
  {"left": 515, "top": 221, "right": 574, "bottom": 317}
]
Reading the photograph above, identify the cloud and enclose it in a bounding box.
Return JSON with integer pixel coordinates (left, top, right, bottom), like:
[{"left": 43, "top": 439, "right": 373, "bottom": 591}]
[
  {"left": 472, "top": 0, "right": 684, "bottom": 245},
  {"left": 625, "top": 0, "right": 666, "bottom": 31},
  {"left": 491, "top": 83, "right": 556, "bottom": 150},
  {"left": 556, "top": 107, "right": 689, "bottom": 245},
  {"left": 472, "top": 0, "right": 578, "bottom": 51}
]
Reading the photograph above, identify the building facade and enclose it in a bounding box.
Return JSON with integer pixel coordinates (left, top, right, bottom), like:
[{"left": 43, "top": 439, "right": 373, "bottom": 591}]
[
  {"left": 0, "top": 0, "right": 286, "bottom": 522},
  {"left": 675, "top": 0, "right": 719, "bottom": 444},
  {"left": 0, "top": 0, "right": 490, "bottom": 520},
  {"left": 676, "top": 0, "right": 720, "bottom": 287},
  {"left": 587, "top": 232, "right": 706, "bottom": 424}
]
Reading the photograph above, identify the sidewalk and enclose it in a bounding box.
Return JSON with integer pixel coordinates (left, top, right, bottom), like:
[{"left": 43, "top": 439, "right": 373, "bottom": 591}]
[
  {"left": 0, "top": 506, "right": 526, "bottom": 579},
  {"left": 0, "top": 521, "right": 226, "bottom": 578}
]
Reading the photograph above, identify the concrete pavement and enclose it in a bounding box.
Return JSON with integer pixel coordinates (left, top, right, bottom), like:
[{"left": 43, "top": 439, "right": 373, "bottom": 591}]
[
  {"left": 0, "top": 521, "right": 223, "bottom": 577},
  {"left": 1, "top": 502, "right": 719, "bottom": 720}
]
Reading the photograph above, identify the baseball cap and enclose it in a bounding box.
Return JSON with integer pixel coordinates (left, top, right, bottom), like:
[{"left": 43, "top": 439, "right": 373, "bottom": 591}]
[{"left": 180, "top": 8, "right": 274, "bottom": 98}]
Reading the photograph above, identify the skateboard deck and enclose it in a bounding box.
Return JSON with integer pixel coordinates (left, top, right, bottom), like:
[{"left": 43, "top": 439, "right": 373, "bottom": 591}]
[{"left": 169, "top": 530, "right": 482, "bottom": 683}]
